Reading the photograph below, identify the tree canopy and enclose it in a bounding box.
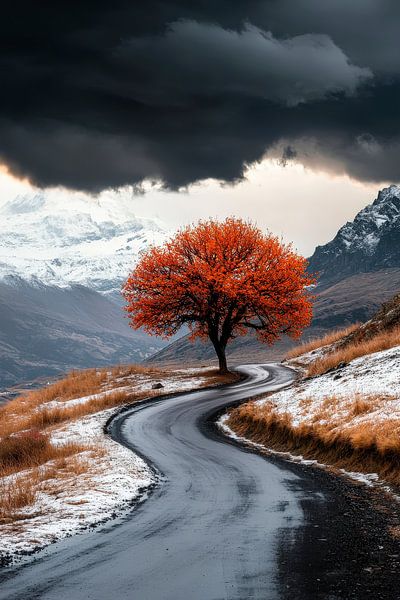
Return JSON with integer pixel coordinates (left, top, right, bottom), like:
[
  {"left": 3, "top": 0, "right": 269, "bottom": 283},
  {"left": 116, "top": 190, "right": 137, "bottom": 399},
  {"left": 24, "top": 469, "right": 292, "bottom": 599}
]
[{"left": 123, "top": 218, "right": 315, "bottom": 372}]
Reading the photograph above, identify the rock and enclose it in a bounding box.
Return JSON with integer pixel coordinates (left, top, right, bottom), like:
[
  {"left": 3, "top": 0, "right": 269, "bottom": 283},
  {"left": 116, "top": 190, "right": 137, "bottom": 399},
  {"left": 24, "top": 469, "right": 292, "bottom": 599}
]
[
  {"left": 151, "top": 382, "right": 164, "bottom": 389},
  {"left": 337, "top": 361, "right": 348, "bottom": 370}
]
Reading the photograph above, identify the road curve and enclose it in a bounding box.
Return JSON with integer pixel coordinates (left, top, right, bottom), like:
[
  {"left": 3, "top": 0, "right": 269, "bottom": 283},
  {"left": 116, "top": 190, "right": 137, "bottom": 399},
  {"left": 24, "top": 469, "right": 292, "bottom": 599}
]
[{"left": 1, "top": 363, "right": 400, "bottom": 600}]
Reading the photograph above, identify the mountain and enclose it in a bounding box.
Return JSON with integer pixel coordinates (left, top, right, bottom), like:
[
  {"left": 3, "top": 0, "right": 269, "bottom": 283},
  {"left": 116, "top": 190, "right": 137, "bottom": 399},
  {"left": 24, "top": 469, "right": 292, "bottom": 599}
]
[
  {"left": 0, "top": 190, "right": 168, "bottom": 298},
  {"left": 308, "top": 185, "right": 400, "bottom": 286},
  {"left": 0, "top": 191, "right": 169, "bottom": 389},
  {"left": 0, "top": 277, "right": 164, "bottom": 390},
  {"left": 147, "top": 185, "right": 400, "bottom": 367}
]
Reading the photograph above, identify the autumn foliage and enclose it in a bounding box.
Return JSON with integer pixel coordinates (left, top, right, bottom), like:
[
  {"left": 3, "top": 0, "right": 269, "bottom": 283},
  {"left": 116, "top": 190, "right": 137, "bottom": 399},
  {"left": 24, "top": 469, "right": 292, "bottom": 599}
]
[{"left": 123, "top": 218, "right": 315, "bottom": 372}]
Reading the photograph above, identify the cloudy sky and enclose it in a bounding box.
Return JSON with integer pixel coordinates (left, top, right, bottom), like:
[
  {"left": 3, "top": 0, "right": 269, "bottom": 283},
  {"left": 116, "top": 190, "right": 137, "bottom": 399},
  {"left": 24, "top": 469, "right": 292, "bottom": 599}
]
[{"left": 1, "top": 1, "right": 398, "bottom": 254}]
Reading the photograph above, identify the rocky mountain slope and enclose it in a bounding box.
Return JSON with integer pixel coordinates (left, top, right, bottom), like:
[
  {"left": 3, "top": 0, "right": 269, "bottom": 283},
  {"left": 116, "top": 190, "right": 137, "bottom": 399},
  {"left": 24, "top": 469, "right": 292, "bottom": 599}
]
[
  {"left": 308, "top": 185, "right": 400, "bottom": 286},
  {"left": 338, "top": 289, "right": 400, "bottom": 349}
]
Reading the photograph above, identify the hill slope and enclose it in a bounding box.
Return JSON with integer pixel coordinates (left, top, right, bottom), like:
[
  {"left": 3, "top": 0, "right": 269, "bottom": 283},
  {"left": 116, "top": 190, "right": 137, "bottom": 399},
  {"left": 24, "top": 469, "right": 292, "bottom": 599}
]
[
  {"left": 0, "top": 278, "right": 164, "bottom": 389},
  {"left": 223, "top": 290, "right": 400, "bottom": 486}
]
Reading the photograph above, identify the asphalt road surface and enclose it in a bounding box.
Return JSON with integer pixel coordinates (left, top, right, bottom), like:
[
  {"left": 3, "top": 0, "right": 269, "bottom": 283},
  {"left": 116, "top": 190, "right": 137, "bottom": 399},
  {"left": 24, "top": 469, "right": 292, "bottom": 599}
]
[{"left": 1, "top": 364, "right": 400, "bottom": 600}]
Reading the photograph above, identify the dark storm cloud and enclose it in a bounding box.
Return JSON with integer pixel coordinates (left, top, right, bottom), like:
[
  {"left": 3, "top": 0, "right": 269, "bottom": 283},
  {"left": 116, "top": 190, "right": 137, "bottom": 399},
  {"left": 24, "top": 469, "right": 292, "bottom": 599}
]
[
  {"left": 117, "top": 22, "right": 370, "bottom": 106},
  {"left": 0, "top": 1, "right": 399, "bottom": 191}
]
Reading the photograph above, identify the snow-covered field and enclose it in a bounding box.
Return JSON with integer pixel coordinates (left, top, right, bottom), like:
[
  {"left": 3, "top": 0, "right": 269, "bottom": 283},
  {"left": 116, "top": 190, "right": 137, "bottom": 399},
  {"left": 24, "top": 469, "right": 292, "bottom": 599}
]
[{"left": 0, "top": 368, "right": 220, "bottom": 565}]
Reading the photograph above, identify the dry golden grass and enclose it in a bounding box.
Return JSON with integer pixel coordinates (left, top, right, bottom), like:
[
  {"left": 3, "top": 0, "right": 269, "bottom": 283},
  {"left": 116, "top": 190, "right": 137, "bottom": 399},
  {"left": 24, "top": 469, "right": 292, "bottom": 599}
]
[
  {"left": 228, "top": 391, "right": 400, "bottom": 485},
  {"left": 0, "top": 449, "right": 104, "bottom": 520},
  {"left": 0, "top": 389, "right": 133, "bottom": 438},
  {"left": 0, "top": 365, "right": 237, "bottom": 439},
  {"left": 307, "top": 326, "right": 400, "bottom": 377},
  {"left": 0, "top": 475, "right": 37, "bottom": 520},
  {"left": 0, "top": 430, "right": 89, "bottom": 477},
  {"left": 351, "top": 397, "right": 372, "bottom": 416},
  {"left": 286, "top": 323, "right": 359, "bottom": 360},
  {"left": 0, "top": 364, "right": 162, "bottom": 438},
  {"left": 0, "top": 364, "right": 168, "bottom": 423}
]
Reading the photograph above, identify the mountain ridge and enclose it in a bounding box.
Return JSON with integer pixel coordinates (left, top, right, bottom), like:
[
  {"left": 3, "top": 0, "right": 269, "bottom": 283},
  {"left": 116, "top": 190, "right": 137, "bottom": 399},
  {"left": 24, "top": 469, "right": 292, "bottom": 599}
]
[
  {"left": 0, "top": 191, "right": 169, "bottom": 388},
  {"left": 308, "top": 185, "right": 400, "bottom": 286},
  {"left": 0, "top": 190, "right": 168, "bottom": 297},
  {"left": 0, "top": 277, "right": 164, "bottom": 389}
]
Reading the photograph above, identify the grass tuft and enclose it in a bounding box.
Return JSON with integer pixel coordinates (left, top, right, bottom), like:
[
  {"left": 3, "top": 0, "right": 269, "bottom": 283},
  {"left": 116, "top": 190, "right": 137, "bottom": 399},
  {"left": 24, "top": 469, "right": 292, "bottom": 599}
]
[
  {"left": 307, "top": 326, "right": 400, "bottom": 377},
  {"left": 0, "top": 476, "right": 37, "bottom": 520},
  {"left": 0, "top": 430, "right": 89, "bottom": 477},
  {"left": 286, "top": 324, "right": 359, "bottom": 360}
]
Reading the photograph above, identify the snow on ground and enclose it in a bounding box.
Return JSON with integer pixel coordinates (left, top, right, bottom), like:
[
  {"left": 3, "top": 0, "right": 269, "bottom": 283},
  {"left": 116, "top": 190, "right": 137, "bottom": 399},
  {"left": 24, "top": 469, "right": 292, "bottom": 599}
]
[
  {"left": 0, "top": 408, "right": 153, "bottom": 562},
  {"left": 268, "top": 346, "right": 400, "bottom": 428},
  {"left": 285, "top": 343, "right": 329, "bottom": 368},
  {"left": 0, "top": 369, "right": 218, "bottom": 565}
]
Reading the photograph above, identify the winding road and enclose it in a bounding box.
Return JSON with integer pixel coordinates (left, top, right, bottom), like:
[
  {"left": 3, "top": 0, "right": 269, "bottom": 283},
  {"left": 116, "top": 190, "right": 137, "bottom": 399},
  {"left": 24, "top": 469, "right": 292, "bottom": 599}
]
[{"left": 1, "top": 363, "right": 400, "bottom": 600}]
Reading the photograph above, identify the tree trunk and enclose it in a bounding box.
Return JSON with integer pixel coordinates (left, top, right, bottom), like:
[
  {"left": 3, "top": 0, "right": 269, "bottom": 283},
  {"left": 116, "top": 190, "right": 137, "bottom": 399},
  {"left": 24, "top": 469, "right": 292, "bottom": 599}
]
[
  {"left": 217, "top": 350, "right": 228, "bottom": 374},
  {"left": 212, "top": 341, "right": 228, "bottom": 374}
]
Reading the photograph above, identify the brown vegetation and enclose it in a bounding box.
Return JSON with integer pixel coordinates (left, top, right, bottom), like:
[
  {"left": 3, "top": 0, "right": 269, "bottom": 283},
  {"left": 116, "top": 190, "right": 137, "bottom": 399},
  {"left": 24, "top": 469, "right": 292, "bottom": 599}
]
[
  {"left": 0, "top": 476, "right": 37, "bottom": 520},
  {"left": 0, "top": 388, "right": 134, "bottom": 439},
  {"left": 0, "top": 430, "right": 88, "bottom": 477},
  {"left": 286, "top": 323, "right": 359, "bottom": 360},
  {"left": 0, "top": 366, "right": 237, "bottom": 439},
  {"left": 227, "top": 392, "right": 400, "bottom": 485},
  {"left": 0, "top": 450, "right": 105, "bottom": 521},
  {"left": 3, "top": 364, "right": 166, "bottom": 412},
  {"left": 307, "top": 326, "right": 400, "bottom": 377}
]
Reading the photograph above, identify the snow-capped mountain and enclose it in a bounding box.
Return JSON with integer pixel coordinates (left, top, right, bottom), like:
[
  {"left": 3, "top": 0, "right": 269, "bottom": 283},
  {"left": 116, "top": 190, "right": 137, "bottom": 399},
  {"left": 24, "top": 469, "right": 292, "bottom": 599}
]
[
  {"left": 308, "top": 185, "right": 400, "bottom": 285},
  {"left": 0, "top": 191, "right": 169, "bottom": 297}
]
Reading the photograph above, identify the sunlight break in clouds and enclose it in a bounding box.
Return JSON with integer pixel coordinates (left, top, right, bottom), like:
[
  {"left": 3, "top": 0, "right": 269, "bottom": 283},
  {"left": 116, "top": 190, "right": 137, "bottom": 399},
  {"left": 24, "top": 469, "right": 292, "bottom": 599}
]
[{"left": 0, "top": 159, "right": 379, "bottom": 257}]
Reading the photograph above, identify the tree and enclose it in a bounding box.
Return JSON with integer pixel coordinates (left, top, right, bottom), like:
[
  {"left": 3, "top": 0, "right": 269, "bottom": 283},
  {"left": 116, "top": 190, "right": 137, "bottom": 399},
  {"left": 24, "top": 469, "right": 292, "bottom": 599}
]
[{"left": 122, "top": 218, "right": 315, "bottom": 373}]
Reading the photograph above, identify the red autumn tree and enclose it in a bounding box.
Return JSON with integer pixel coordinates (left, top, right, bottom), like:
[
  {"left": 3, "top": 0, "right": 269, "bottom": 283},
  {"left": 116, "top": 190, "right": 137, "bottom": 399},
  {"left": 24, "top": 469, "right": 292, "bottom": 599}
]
[{"left": 122, "top": 218, "right": 315, "bottom": 373}]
